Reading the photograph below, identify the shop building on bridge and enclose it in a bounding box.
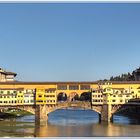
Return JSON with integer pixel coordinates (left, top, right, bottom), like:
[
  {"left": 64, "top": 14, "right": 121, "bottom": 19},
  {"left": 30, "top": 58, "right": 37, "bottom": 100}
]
[{"left": 92, "top": 82, "right": 140, "bottom": 105}]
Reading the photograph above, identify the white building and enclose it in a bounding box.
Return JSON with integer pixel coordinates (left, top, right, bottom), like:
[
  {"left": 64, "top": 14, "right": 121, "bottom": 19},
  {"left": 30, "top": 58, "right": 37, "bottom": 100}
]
[{"left": 0, "top": 68, "right": 17, "bottom": 82}]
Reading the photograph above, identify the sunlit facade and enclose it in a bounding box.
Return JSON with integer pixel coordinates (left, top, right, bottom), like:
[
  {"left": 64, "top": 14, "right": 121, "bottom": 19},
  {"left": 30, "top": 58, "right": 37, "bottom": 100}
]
[{"left": 92, "top": 83, "right": 137, "bottom": 105}]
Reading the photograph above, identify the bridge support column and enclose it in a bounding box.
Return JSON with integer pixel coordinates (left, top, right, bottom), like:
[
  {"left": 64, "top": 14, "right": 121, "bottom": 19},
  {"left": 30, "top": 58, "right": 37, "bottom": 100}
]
[
  {"left": 101, "top": 104, "right": 112, "bottom": 122},
  {"left": 35, "top": 105, "right": 48, "bottom": 125}
]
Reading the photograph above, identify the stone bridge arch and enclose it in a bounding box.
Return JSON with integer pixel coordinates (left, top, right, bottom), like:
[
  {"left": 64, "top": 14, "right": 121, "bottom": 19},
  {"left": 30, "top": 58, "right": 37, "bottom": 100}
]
[
  {"left": 92, "top": 105, "right": 102, "bottom": 114},
  {"left": 17, "top": 105, "right": 35, "bottom": 114},
  {"left": 46, "top": 102, "right": 102, "bottom": 116},
  {"left": 111, "top": 104, "right": 140, "bottom": 115}
]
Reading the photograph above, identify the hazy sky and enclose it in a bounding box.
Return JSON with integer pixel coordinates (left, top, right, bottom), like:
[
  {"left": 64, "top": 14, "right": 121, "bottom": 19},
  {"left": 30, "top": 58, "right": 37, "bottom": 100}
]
[{"left": 0, "top": 3, "right": 140, "bottom": 81}]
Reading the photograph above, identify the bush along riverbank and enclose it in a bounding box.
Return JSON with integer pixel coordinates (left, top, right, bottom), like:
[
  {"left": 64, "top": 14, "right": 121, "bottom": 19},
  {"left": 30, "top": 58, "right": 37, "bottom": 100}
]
[{"left": 0, "top": 109, "right": 32, "bottom": 120}]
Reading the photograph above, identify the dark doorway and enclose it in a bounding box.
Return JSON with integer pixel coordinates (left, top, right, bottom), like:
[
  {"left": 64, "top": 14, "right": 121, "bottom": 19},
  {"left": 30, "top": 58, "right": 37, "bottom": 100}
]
[
  {"left": 57, "top": 92, "right": 67, "bottom": 102},
  {"left": 80, "top": 92, "right": 91, "bottom": 101}
]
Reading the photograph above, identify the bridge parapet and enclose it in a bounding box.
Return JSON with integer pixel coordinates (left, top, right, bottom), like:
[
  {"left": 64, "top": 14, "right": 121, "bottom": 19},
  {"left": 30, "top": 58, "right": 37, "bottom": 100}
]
[{"left": 47, "top": 101, "right": 92, "bottom": 114}]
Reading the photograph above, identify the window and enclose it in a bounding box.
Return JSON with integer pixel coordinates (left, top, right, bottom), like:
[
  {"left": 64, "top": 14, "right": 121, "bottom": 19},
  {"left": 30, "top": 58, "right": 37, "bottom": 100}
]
[
  {"left": 39, "top": 95, "right": 42, "bottom": 97},
  {"left": 93, "top": 100, "right": 98, "bottom": 102},
  {"left": 7, "top": 91, "right": 10, "bottom": 94},
  {"left": 118, "top": 95, "right": 122, "bottom": 97},
  {"left": 113, "top": 95, "right": 116, "bottom": 97},
  {"left": 69, "top": 85, "right": 79, "bottom": 90},
  {"left": 24, "top": 100, "right": 29, "bottom": 103},
  {"left": 24, "top": 95, "right": 29, "bottom": 97},
  {"left": 38, "top": 100, "right": 43, "bottom": 102},
  {"left": 80, "top": 85, "right": 90, "bottom": 90},
  {"left": 31, "top": 100, "right": 34, "bottom": 103},
  {"left": 57, "top": 85, "right": 67, "bottom": 90},
  {"left": 0, "top": 91, "right": 3, "bottom": 94},
  {"left": 112, "top": 100, "right": 116, "bottom": 102},
  {"left": 120, "top": 100, "right": 123, "bottom": 102}
]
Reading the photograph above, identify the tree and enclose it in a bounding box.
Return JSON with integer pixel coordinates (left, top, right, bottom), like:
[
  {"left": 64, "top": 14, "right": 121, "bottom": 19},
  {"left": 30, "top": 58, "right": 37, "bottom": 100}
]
[{"left": 110, "top": 76, "right": 114, "bottom": 81}]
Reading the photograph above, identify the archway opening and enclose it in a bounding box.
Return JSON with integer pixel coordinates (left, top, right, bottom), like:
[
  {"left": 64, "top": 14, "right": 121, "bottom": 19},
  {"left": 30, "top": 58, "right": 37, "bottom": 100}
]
[
  {"left": 57, "top": 92, "right": 67, "bottom": 102},
  {"left": 69, "top": 92, "right": 79, "bottom": 102},
  {"left": 113, "top": 105, "right": 140, "bottom": 124},
  {"left": 80, "top": 92, "right": 92, "bottom": 101}
]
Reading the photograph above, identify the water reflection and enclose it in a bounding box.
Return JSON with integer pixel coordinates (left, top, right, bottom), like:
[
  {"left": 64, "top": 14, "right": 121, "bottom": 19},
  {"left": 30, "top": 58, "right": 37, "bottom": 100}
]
[
  {"left": 113, "top": 114, "right": 140, "bottom": 125},
  {"left": 0, "top": 109, "right": 140, "bottom": 137},
  {"left": 48, "top": 109, "right": 99, "bottom": 125}
]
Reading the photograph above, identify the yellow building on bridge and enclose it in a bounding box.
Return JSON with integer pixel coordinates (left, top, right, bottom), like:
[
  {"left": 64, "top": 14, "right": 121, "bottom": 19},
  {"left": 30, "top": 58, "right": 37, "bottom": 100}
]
[{"left": 0, "top": 81, "right": 139, "bottom": 106}]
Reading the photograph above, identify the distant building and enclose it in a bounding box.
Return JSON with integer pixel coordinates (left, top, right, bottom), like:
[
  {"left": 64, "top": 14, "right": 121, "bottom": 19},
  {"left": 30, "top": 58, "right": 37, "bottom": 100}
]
[
  {"left": 132, "top": 67, "right": 140, "bottom": 81},
  {"left": 0, "top": 68, "right": 17, "bottom": 82}
]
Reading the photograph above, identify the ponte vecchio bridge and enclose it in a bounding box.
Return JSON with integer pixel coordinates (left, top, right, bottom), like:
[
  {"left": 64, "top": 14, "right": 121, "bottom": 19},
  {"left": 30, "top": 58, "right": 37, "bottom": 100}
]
[{"left": 0, "top": 81, "right": 140, "bottom": 125}]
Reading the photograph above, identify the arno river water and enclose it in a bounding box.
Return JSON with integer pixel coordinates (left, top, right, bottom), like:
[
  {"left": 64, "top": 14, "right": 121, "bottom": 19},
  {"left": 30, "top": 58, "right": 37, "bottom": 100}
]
[{"left": 0, "top": 109, "right": 140, "bottom": 137}]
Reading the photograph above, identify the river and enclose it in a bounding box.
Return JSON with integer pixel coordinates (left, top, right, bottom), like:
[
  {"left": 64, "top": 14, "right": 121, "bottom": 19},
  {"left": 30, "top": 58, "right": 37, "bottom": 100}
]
[{"left": 0, "top": 109, "right": 140, "bottom": 137}]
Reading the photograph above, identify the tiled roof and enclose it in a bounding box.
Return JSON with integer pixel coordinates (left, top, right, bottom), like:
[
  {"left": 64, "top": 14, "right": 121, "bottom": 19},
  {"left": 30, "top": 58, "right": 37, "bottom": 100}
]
[
  {"left": 0, "top": 81, "right": 140, "bottom": 85},
  {"left": 6, "top": 72, "right": 17, "bottom": 76},
  {"left": 0, "top": 70, "right": 17, "bottom": 76}
]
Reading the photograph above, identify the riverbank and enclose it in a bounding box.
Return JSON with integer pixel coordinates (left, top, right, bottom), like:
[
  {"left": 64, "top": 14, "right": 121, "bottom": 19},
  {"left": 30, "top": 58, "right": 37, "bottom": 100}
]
[{"left": 0, "top": 110, "right": 32, "bottom": 119}]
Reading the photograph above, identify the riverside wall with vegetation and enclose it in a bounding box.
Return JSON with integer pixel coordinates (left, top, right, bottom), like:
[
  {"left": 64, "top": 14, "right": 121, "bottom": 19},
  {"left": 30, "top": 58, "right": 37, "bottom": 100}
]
[{"left": 0, "top": 109, "right": 32, "bottom": 119}]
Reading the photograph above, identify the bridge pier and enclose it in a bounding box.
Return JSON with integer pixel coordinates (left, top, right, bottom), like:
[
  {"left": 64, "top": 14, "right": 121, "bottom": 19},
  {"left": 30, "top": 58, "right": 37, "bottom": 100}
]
[
  {"left": 35, "top": 105, "right": 48, "bottom": 125},
  {"left": 101, "top": 104, "right": 113, "bottom": 122}
]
